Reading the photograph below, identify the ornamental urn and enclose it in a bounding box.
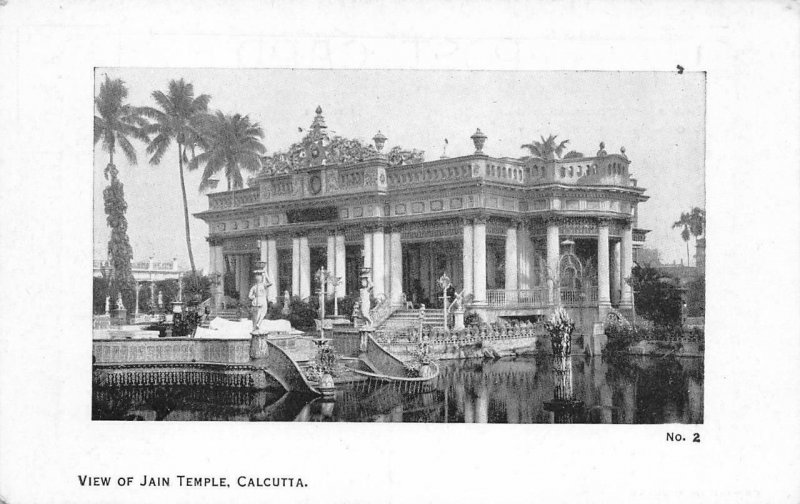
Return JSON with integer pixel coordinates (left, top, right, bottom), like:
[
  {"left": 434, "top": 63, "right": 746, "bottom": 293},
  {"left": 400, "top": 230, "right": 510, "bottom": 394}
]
[
  {"left": 372, "top": 130, "right": 387, "bottom": 152},
  {"left": 470, "top": 128, "right": 487, "bottom": 153}
]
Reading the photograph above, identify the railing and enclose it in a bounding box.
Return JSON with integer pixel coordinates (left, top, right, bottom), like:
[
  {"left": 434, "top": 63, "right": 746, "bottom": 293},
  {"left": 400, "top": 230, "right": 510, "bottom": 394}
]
[
  {"left": 560, "top": 287, "right": 598, "bottom": 306},
  {"left": 208, "top": 187, "right": 260, "bottom": 210},
  {"left": 93, "top": 338, "right": 252, "bottom": 365},
  {"left": 355, "top": 295, "right": 397, "bottom": 329},
  {"left": 487, "top": 289, "right": 546, "bottom": 308},
  {"left": 376, "top": 321, "right": 546, "bottom": 347},
  {"left": 94, "top": 260, "right": 178, "bottom": 272}
]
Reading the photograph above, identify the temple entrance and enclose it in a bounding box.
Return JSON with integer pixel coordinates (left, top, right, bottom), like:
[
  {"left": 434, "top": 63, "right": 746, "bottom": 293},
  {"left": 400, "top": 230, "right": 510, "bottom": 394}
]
[{"left": 402, "top": 241, "right": 463, "bottom": 308}]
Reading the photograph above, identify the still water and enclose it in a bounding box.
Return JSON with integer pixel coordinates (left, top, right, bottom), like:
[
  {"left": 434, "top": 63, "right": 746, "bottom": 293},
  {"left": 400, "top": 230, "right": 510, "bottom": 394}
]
[{"left": 93, "top": 355, "right": 703, "bottom": 424}]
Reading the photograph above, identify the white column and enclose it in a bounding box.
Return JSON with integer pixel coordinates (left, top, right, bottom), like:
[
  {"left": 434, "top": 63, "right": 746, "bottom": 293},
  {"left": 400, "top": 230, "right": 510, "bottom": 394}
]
[
  {"left": 326, "top": 232, "right": 336, "bottom": 297},
  {"left": 334, "top": 232, "right": 346, "bottom": 298},
  {"left": 472, "top": 218, "right": 487, "bottom": 305},
  {"left": 390, "top": 230, "right": 403, "bottom": 305},
  {"left": 505, "top": 223, "right": 519, "bottom": 291},
  {"left": 259, "top": 238, "right": 268, "bottom": 267},
  {"left": 546, "top": 221, "right": 560, "bottom": 305},
  {"left": 238, "top": 255, "right": 250, "bottom": 301},
  {"left": 597, "top": 222, "right": 611, "bottom": 306},
  {"left": 372, "top": 226, "right": 385, "bottom": 297},
  {"left": 291, "top": 237, "right": 300, "bottom": 297},
  {"left": 210, "top": 243, "right": 225, "bottom": 309},
  {"left": 267, "top": 238, "right": 278, "bottom": 303},
  {"left": 134, "top": 282, "right": 140, "bottom": 317},
  {"left": 299, "top": 236, "right": 310, "bottom": 299},
  {"left": 621, "top": 224, "right": 634, "bottom": 308},
  {"left": 363, "top": 230, "right": 372, "bottom": 272},
  {"left": 611, "top": 240, "right": 621, "bottom": 305},
  {"left": 517, "top": 223, "right": 531, "bottom": 290},
  {"left": 462, "top": 219, "right": 474, "bottom": 296}
]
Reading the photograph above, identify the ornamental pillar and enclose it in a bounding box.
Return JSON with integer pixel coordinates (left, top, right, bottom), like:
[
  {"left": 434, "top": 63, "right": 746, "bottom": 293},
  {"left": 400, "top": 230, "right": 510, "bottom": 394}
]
[
  {"left": 299, "top": 236, "right": 311, "bottom": 300},
  {"left": 372, "top": 227, "right": 385, "bottom": 297},
  {"left": 472, "top": 217, "right": 487, "bottom": 305},
  {"left": 517, "top": 222, "right": 532, "bottom": 290},
  {"left": 266, "top": 238, "right": 278, "bottom": 303},
  {"left": 546, "top": 221, "right": 560, "bottom": 305},
  {"left": 462, "top": 219, "right": 474, "bottom": 296},
  {"left": 291, "top": 237, "right": 301, "bottom": 297},
  {"left": 334, "top": 232, "right": 346, "bottom": 298},
  {"left": 505, "top": 223, "right": 519, "bottom": 292},
  {"left": 621, "top": 225, "right": 634, "bottom": 308},
  {"left": 390, "top": 230, "right": 403, "bottom": 305},
  {"left": 326, "top": 232, "right": 336, "bottom": 297},
  {"left": 611, "top": 240, "right": 621, "bottom": 305},
  {"left": 237, "top": 255, "right": 250, "bottom": 302},
  {"left": 597, "top": 222, "right": 611, "bottom": 307},
  {"left": 363, "top": 229, "right": 373, "bottom": 272},
  {"left": 209, "top": 242, "right": 225, "bottom": 309}
]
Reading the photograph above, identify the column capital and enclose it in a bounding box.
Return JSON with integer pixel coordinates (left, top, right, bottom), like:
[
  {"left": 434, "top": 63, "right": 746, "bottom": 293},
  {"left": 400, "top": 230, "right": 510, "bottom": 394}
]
[
  {"left": 543, "top": 214, "right": 566, "bottom": 226},
  {"left": 473, "top": 215, "right": 488, "bottom": 225},
  {"left": 597, "top": 217, "right": 612, "bottom": 228},
  {"left": 460, "top": 216, "right": 473, "bottom": 227}
]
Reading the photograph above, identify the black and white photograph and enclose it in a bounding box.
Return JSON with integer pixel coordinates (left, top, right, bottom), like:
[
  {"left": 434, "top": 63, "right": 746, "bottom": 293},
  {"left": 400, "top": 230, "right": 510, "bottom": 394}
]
[
  {"left": 1, "top": 1, "right": 799, "bottom": 503},
  {"left": 92, "top": 69, "right": 705, "bottom": 423}
]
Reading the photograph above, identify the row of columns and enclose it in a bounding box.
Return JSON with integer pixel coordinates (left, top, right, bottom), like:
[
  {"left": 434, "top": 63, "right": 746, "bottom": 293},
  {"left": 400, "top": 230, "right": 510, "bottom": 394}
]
[{"left": 210, "top": 218, "right": 634, "bottom": 310}]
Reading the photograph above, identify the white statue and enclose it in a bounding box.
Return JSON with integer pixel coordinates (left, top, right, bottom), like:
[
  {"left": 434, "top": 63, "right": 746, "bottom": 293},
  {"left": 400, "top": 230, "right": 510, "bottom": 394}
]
[
  {"left": 282, "top": 290, "right": 291, "bottom": 316},
  {"left": 248, "top": 270, "right": 272, "bottom": 330},
  {"left": 115, "top": 292, "right": 125, "bottom": 310},
  {"left": 104, "top": 296, "right": 110, "bottom": 314},
  {"left": 359, "top": 271, "right": 373, "bottom": 328},
  {"left": 157, "top": 290, "right": 163, "bottom": 309}
]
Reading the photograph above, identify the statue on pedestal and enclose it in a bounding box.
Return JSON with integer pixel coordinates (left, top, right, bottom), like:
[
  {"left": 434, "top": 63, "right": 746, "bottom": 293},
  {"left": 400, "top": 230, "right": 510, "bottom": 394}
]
[
  {"left": 282, "top": 290, "right": 291, "bottom": 316},
  {"left": 105, "top": 296, "right": 110, "bottom": 315},
  {"left": 116, "top": 292, "right": 125, "bottom": 311},
  {"left": 248, "top": 268, "right": 273, "bottom": 331},
  {"left": 157, "top": 291, "right": 164, "bottom": 310}
]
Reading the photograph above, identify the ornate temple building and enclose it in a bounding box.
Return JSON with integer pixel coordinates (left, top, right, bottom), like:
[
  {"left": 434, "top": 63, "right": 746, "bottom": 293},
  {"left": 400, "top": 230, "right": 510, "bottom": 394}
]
[{"left": 195, "top": 107, "right": 649, "bottom": 327}]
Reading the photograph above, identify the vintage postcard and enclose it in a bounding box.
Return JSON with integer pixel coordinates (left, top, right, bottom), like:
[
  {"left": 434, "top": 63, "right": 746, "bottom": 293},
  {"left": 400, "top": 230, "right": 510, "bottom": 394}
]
[{"left": 1, "top": 1, "right": 798, "bottom": 503}]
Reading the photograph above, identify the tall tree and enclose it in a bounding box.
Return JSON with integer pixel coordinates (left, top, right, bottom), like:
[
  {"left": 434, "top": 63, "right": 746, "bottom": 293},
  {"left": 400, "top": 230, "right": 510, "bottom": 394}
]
[
  {"left": 94, "top": 76, "right": 148, "bottom": 310},
  {"left": 521, "top": 134, "right": 570, "bottom": 160},
  {"left": 141, "top": 79, "right": 211, "bottom": 274},
  {"left": 189, "top": 111, "right": 266, "bottom": 191},
  {"left": 672, "top": 207, "right": 706, "bottom": 266}
]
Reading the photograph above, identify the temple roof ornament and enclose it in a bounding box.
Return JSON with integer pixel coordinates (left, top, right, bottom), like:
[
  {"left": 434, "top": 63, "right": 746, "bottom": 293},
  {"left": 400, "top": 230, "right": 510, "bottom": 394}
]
[
  {"left": 620, "top": 146, "right": 627, "bottom": 158},
  {"left": 372, "top": 131, "right": 387, "bottom": 152},
  {"left": 471, "top": 128, "right": 487, "bottom": 154},
  {"left": 596, "top": 141, "right": 607, "bottom": 157}
]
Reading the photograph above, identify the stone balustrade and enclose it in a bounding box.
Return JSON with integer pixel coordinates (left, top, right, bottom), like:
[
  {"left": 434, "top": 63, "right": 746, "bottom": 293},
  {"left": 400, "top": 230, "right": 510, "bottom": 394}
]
[{"left": 93, "top": 338, "right": 252, "bottom": 365}]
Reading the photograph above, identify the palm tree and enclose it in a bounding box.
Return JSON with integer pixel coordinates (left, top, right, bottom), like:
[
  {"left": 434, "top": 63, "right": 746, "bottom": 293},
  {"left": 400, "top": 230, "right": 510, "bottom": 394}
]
[
  {"left": 140, "top": 79, "right": 211, "bottom": 274},
  {"left": 672, "top": 207, "right": 706, "bottom": 266},
  {"left": 94, "top": 76, "right": 149, "bottom": 309},
  {"left": 521, "top": 134, "right": 570, "bottom": 160},
  {"left": 188, "top": 111, "right": 266, "bottom": 191}
]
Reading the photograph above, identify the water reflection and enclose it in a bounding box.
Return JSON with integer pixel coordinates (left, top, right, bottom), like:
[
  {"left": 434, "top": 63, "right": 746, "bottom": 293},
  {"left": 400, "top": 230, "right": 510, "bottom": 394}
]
[{"left": 93, "top": 355, "right": 703, "bottom": 423}]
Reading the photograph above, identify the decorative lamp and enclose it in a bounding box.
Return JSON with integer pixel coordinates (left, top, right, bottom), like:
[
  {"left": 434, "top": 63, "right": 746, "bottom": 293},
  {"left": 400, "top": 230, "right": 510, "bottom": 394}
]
[
  {"left": 470, "top": 128, "right": 487, "bottom": 154},
  {"left": 373, "top": 130, "right": 387, "bottom": 152}
]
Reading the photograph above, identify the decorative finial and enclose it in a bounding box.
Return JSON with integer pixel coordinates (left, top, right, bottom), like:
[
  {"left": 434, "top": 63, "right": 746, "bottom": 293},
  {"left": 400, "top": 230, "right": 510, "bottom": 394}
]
[
  {"left": 470, "top": 128, "right": 487, "bottom": 154},
  {"left": 315, "top": 105, "right": 323, "bottom": 115},
  {"left": 620, "top": 146, "right": 627, "bottom": 158},
  {"left": 372, "top": 130, "right": 387, "bottom": 152},
  {"left": 597, "top": 141, "right": 607, "bottom": 157}
]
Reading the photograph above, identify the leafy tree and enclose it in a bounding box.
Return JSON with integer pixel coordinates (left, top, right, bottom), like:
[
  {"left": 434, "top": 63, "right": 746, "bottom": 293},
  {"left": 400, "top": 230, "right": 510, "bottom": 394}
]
[
  {"left": 562, "top": 150, "right": 585, "bottom": 159},
  {"left": 629, "top": 264, "right": 682, "bottom": 328},
  {"left": 672, "top": 207, "right": 705, "bottom": 266},
  {"left": 189, "top": 111, "right": 266, "bottom": 190},
  {"left": 521, "top": 134, "right": 570, "bottom": 160},
  {"left": 94, "top": 76, "right": 148, "bottom": 311},
  {"left": 141, "top": 79, "right": 211, "bottom": 274}
]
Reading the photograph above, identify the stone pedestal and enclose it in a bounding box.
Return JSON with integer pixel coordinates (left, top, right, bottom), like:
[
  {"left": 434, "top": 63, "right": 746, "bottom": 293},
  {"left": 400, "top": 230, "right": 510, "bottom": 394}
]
[
  {"left": 452, "top": 308, "right": 465, "bottom": 331},
  {"left": 359, "top": 327, "right": 374, "bottom": 353},
  {"left": 111, "top": 308, "right": 127, "bottom": 326},
  {"left": 250, "top": 332, "right": 270, "bottom": 360}
]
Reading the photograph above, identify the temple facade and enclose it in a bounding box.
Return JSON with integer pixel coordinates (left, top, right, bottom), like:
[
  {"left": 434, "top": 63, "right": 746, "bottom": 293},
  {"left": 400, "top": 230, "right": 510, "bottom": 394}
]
[{"left": 194, "top": 107, "right": 649, "bottom": 326}]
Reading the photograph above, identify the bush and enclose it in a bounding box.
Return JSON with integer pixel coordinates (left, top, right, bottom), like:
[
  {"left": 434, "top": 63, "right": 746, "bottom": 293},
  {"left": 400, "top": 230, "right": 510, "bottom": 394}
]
[
  {"left": 604, "top": 319, "right": 639, "bottom": 354},
  {"left": 464, "top": 311, "right": 482, "bottom": 327}
]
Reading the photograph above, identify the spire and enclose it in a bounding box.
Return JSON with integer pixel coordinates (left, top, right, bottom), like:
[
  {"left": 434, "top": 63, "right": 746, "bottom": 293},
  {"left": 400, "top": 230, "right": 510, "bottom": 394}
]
[{"left": 309, "top": 105, "right": 328, "bottom": 141}]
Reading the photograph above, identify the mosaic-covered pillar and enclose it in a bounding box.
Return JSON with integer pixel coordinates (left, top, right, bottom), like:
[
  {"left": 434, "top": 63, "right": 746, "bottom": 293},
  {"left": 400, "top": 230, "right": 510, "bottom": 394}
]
[
  {"left": 291, "top": 237, "right": 301, "bottom": 297},
  {"left": 299, "top": 236, "right": 311, "bottom": 299},
  {"left": 462, "top": 219, "right": 474, "bottom": 296},
  {"left": 266, "top": 238, "right": 278, "bottom": 303},
  {"left": 611, "top": 240, "right": 621, "bottom": 305},
  {"left": 334, "top": 231, "right": 346, "bottom": 298},
  {"left": 389, "top": 229, "right": 403, "bottom": 305},
  {"left": 620, "top": 224, "right": 634, "bottom": 308},
  {"left": 505, "top": 222, "right": 519, "bottom": 291},
  {"left": 546, "top": 221, "right": 560, "bottom": 305},
  {"left": 372, "top": 227, "right": 385, "bottom": 297},
  {"left": 597, "top": 222, "right": 611, "bottom": 307},
  {"left": 472, "top": 217, "right": 487, "bottom": 305}
]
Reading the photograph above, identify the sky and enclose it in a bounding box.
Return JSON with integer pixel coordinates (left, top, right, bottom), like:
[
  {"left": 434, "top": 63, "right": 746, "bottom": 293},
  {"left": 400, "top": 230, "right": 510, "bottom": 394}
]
[{"left": 93, "top": 69, "right": 705, "bottom": 271}]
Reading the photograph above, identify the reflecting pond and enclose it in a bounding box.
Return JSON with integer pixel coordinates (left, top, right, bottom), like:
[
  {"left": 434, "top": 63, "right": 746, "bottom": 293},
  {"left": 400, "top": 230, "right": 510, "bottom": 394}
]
[{"left": 93, "top": 355, "right": 703, "bottom": 423}]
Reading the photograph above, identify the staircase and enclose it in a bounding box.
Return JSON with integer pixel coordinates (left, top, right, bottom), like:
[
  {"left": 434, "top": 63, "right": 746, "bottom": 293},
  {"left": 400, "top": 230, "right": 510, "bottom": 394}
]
[{"left": 380, "top": 309, "right": 446, "bottom": 330}]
